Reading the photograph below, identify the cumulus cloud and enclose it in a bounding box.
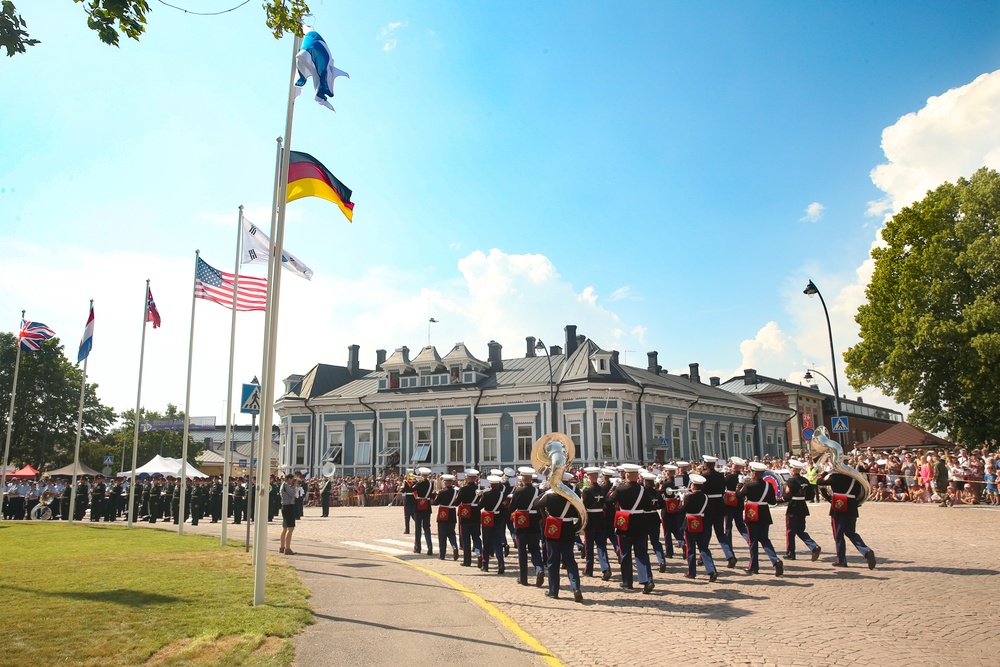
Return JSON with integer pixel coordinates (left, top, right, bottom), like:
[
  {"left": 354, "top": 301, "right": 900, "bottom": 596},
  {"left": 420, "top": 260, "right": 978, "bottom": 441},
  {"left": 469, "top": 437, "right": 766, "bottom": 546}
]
[
  {"left": 800, "top": 202, "right": 825, "bottom": 223},
  {"left": 378, "top": 21, "right": 408, "bottom": 51}
]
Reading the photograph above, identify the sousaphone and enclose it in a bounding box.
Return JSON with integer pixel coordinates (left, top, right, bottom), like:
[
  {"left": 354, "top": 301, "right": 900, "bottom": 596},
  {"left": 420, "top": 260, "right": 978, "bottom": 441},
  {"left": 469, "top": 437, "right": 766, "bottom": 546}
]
[{"left": 531, "top": 432, "right": 587, "bottom": 534}]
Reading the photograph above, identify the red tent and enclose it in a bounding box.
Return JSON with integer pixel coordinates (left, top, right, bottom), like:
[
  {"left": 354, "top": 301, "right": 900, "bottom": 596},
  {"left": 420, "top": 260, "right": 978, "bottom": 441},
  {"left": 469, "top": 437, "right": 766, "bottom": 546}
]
[{"left": 10, "top": 465, "right": 39, "bottom": 478}]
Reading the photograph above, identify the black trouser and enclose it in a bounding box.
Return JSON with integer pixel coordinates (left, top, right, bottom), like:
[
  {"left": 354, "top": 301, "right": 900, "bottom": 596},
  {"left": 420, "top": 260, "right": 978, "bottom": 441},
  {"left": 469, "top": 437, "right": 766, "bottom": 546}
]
[{"left": 321, "top": 494, "right": 330, "bottom": 517}]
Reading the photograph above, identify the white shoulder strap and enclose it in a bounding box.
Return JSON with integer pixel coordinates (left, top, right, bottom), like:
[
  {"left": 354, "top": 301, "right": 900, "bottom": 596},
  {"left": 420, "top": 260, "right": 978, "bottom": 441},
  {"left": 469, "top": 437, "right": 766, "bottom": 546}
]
[{"left": 629, "top": 486, "right": 645, "bottom": 512}]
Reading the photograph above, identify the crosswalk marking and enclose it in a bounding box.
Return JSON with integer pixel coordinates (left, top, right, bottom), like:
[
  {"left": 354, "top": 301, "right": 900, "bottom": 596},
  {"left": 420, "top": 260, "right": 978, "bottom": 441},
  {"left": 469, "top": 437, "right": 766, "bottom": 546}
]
[
  {"left": 377, "top": 538, "right": 415, "bottom": 548},
  {"left": 341, "top": 541, "right": 410, "bottom": 556}
]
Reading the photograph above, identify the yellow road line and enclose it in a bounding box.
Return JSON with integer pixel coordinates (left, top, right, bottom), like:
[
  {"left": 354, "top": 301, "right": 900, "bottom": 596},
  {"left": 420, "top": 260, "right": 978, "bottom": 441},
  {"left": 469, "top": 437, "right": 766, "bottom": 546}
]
[{"left": 381, "top": 553, "right": 564, "bottom": 667}]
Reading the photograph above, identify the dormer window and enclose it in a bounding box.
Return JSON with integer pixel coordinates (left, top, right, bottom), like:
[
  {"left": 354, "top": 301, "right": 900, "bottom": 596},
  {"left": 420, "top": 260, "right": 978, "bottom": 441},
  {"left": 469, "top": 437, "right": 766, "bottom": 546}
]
[
  {"left": 590, "top": 350, "right": 613, "bottom": 375},
  {"left": 389, "top": 371, "right": 400, "bottom": 388},
  {"left": 450, "top": 365, "right": 462, "bottom": 383}
]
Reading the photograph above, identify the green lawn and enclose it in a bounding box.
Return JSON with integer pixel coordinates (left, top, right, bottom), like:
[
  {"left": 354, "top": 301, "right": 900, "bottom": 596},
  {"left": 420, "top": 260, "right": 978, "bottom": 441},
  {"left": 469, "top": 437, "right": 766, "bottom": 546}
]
[{"left": 0, "top": 522, "right": 312, "bottom": 666}]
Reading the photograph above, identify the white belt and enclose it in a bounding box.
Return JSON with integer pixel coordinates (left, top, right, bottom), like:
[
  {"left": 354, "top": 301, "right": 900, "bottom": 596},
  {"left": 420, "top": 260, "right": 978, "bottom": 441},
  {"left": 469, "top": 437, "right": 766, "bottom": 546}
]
[
  {"left": 842, "top": 494, "right": 855, "bottom": 499},
  {"left": 791, "top": 496, "right": 806, "bottom": 501},
  {"left": 706, "top": 494, "right": 722, "bottom": 498},
  {"left": 619, "top": 509, "right": 640, "bottom": 514},
  {"left": 586, "top": 508, "right": 604, "bottom": 513}
]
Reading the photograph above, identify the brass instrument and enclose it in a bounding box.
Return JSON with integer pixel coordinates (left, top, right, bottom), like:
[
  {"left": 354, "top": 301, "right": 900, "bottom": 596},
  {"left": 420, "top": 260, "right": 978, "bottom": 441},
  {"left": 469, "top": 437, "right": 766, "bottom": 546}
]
[
  {"left": 531, "top": 432, "right": 587, "bottom": 534},
  {"left": 810, "top": 425, "right": 871, "bottom": 507}
]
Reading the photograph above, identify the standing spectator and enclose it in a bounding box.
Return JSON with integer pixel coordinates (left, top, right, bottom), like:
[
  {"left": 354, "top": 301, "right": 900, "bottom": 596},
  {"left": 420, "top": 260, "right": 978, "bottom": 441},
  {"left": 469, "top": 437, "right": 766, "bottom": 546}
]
[
  {"left": 933, "top": 454, "right": 950, "bottom": 506},
  {"left": 984, "top": 465, "right": 998, "bottom": 506},
  {"left": 279, "top": 474, "right": 298, "bottom": 556}
]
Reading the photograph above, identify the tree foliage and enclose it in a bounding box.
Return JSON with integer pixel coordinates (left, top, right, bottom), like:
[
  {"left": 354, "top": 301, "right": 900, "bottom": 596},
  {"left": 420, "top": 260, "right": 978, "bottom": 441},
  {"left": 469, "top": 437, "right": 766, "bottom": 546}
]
[
  {"left": 2, "top": 0, "right": 310, "bottom": 57},
  {"left": 0, "top": 333, "right": 115, "bottom": 470},
  {"left": 845, "top": 167, "right": 1000, "bottom": 445}
]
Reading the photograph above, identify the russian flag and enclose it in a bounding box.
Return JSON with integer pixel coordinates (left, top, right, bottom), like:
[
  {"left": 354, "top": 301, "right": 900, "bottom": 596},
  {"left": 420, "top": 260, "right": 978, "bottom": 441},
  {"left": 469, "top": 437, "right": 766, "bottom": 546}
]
[{"left": 78, "top": 304, "right": 94, "bottom": 363}]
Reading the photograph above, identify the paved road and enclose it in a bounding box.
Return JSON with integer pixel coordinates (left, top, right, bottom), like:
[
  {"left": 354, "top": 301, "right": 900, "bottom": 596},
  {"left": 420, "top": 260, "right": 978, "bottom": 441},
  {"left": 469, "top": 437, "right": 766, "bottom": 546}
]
[{"left": 150, "top": 502, "right": 1000, "bottom": 666}]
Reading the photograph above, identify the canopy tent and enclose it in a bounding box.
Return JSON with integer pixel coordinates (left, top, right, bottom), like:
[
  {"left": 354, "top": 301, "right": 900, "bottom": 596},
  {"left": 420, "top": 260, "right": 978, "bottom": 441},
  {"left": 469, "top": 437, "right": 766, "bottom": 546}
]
[
  {"left": 44, "top": 461, "right": 102, "bottom": 478},
  {"left": 118, "top": 455, "right": 208, "bottom": 479},
  {"left": 10, "top": 465, "right": 40, "bottom": 478}
]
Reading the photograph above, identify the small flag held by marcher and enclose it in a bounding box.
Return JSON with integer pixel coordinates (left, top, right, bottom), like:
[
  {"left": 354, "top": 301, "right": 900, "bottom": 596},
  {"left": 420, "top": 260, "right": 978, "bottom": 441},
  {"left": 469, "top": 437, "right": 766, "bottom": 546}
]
[
  {"left": 78, "top": 305, "right": 94, "bottom": 363},
  {"left": 242, "top": 217, "right": 314, "bottom": 280},
  {"left": 195, "top": 257, "right": 267, "bottom": 312},
  {"left": 287, "top": 151, "right": 354, "bottom": 222},
  {"left": 18, "top": 320, "right": 56, "bottom": 351},
  {"left": 146, "top": 287, "right": 162, "bottom": 328},
  {"left": 294, "top": 29, "right": 349, "bottom": 111}
]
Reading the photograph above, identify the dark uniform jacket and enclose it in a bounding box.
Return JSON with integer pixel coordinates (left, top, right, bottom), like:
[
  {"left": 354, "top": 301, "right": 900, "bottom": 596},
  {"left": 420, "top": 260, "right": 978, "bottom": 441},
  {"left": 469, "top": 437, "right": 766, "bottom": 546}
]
[
  {"left": 509, "top": 483, "right": 541, "bottom": 534},
  {"left": 643, "top": 480, "right": 664, "bottom": 530},
  {"left": 609, "top": 481, "right": 654, "bottom": 537},
  {"left": 401, "top": 479, "right": 417, "bottom": 507},
  {"left": 582, "top": 483, "right": 608, "bottom": 532},
  {"left": 738, "top": 478, "right": 777, "bottom": 525},
  {"left": 784, "top": 474, "right": 812, "bottom": 517},
  {"left": 818, "top": 472, "right": 863, "bottom": 518},
  {"left": 414, "top": 479, "right": 433, "bottom": 513},
  {"left": 478, "top": 485, "right": 509, "bottom": 523},
  {"left": 455, "top": 483, "right": 481, "bottom": 526},
  {"left": 432, "top": 486, "right": 459, "bottom": 523},
  {"left": 701, "top": 468, "right": 727, "bottom": 517},
  {"left": 537, "top": 491, "right": 582, "bottom": 544},
  {"left": 683, "top": 488, "right": 711, "bottom": 518}
]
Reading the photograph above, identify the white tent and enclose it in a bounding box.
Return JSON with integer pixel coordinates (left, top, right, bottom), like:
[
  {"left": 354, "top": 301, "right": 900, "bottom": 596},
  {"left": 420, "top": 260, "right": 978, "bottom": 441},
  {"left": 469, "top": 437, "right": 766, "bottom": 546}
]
[{"left": 118, "top": 455, "right": 208, "bottom": 478}]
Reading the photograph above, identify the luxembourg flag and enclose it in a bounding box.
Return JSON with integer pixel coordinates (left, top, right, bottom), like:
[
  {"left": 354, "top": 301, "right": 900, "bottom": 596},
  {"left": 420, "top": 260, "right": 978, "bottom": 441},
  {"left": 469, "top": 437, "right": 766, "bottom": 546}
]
[{"left": 78, "top": 304, "right": 94, "bottom": 364}]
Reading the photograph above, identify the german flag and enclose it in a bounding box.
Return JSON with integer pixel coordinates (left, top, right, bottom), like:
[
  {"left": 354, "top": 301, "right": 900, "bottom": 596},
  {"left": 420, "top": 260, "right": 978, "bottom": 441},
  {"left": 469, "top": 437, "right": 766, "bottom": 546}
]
[{"left": 286, "top": 151, "right": 354, "bottom": 222}]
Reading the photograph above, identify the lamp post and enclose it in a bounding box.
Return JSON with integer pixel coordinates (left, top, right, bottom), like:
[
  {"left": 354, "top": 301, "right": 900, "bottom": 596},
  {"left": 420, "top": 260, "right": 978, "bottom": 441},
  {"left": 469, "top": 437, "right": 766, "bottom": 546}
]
[
  {"left": 535, "top": 339, "right": 557, "bottom": 432},
  {"left": 803, "top": 279, "right": 843, "bottom": 442}
]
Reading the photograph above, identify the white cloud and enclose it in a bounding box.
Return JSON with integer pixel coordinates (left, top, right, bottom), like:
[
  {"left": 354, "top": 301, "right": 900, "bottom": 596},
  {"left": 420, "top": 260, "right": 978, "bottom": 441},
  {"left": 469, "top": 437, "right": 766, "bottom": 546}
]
[
  {"left": 577, "top": 286, "right": 598, "bottom": 305},
  {"left": 800, "top": 201, "right": 825, "bottom": 223},
  {"left": 609, "top": 286, "right": 641, "bottom": 302},
  {"left": 449, "top": 242, "right": 461, "bottom": 250},
  {"left": 378, "top": 21, "right": 409, "bottom": 51}
]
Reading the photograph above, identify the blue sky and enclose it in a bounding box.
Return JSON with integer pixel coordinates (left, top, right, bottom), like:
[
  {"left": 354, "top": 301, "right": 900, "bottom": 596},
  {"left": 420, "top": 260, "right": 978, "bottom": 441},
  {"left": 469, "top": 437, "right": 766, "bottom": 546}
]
[{"left": 2, "top": 1, "right": 999, "bottom": 423}]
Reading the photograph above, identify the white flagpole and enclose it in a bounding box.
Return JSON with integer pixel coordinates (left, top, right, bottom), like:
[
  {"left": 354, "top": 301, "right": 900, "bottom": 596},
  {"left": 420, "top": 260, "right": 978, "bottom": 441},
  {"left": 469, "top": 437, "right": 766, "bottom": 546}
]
[
  {"left": 68, "top": 299, "right": 92, "bottom": 526},
  {"left": 178, "top": 250, "right": 200, "bottom": 536},
  {"left": 221, "top": 207, "right": 244, "bottom": 546},
  {"left": 1, "top": 310, "right": 26, "bottom": 522},
  {"left": 127, "top": 282, "right": 151, "bottom": 528},
  {"left": 254, "top": 33, "right": 302, "bottom": 607}
]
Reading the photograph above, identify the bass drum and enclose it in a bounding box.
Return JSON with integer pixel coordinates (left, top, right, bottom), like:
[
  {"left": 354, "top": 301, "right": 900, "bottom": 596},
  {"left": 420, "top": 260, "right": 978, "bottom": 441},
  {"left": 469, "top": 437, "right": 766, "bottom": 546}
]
[
  {"left": 30, "top": 504, "right": 53, "bottom": 521},
  {"left": 762, "top": 470, "right": 785, "bottom": 502}
]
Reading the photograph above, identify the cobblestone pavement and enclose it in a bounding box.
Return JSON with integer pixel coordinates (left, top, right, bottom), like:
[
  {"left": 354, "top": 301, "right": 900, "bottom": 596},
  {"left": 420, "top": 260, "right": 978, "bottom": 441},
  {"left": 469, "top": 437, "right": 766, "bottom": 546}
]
[{"left": 158, "top": 502, "right": 1000, "bottom": 666}]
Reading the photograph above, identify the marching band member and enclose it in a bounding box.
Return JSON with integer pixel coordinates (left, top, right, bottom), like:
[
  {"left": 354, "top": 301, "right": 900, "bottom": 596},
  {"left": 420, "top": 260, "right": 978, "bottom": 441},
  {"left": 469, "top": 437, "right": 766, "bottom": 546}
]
[
  {"left": 479, "top": 474, "right": 509, "bottom": 573},
  {"left": 723, "top": 457, "right": 749, "bottom": 563},
  {"left": 738, "top": 462, "right": 783, "bottom": 576},
  {"left": 581, "top": 467, "right": 611, "bottom": 580},
  {"left": 701, "top": 455, "right": 738, "bottom": 569},
  {"left": 537, "top": 485, "right": 584, "bottom": 602},
  {"left": 510, "top": 467, "right": 545, "bottom": 586},
  {"left": 641, "top": 470, "right": 668, "bottom": 573},
  {"left": 456, "top": 469, "right": 483, "bottom": 567},
  {"left": 400, "top": 471, "right": 417, "bottom": 535},
  {"left": 610, "top": 463, "right": 655, "bottom": 594},
  {"left": 432, "top": 474, "right": 461, "bottom": 560},
  {"left": 659, "top": 465, "right": 685, "bottom": 556},
  {"left": 413, "top": 467, "right": 434, "bottom": 555},
  {"left": 683, "top": 473, "right": 718, "bottom": 581},
  {"left": 784, "top": 460, "right": 821, "bottom": 561},
  {"left": 818, "top": 467, "right": 877, "bottom": 569}
]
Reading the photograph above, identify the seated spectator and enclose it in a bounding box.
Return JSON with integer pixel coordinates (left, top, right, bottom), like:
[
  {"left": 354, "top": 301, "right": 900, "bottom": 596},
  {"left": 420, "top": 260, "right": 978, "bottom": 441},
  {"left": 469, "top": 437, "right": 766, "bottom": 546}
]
[{"left": 960, "top": 483, "right": 979, "bottom": 505}]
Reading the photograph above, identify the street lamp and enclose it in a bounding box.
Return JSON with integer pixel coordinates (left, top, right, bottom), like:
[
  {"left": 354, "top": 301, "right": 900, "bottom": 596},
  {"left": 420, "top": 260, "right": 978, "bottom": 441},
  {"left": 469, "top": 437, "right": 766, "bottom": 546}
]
[
  {"left": 535, "top": 339, "right": 557, "bottom": 432},
  {"left": 803, "top": 279, "right": 843, "bottom": 440}
]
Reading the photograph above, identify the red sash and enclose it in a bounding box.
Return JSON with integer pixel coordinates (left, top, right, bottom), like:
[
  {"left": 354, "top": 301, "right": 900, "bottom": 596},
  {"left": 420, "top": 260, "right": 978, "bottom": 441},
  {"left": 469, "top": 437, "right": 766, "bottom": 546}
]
[
  {"left": 664, "top": 497, "right": 681, "bottom": 514},
  {"left": 512, "top": 510, "right": 530, "bottom": 528},
  {"left": 458, "top": 504, "right": 472, "bottom": 519},
  {"left": 686, "top": 514, "right": 704, "bottom": 533},
  {"left": 480, "top": 510, "right": 495, "bottom": 527},
  {"left": 724, "top": 490, "right": 738, "bottom": 507},
  {"left": 416, "top": 498, "right": 430, "bottom": 511},
  {"left": 544, "top": 516, "right": 563, "bottom": 539}
]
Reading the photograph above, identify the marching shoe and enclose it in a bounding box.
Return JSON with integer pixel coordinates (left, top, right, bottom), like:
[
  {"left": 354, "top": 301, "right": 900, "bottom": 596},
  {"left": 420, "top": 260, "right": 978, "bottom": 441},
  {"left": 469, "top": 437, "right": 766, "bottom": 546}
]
[
  {"left": 620, "top": 582, "right": 634, "bottom": 590},
  {"left": 573, "top": 588, "right": 584, "bottom": 603},
  {"left": 544, "top": 590, "right": 559, "bottom": 599},
  {"left": 684, "top": 573, "right": 696, "bottom": 579},
  {"left": 453, "top": 548, "right": 459, "bottom": 561},
  {"left": 659, "top": 563, "right": 667, "bottom": 573},
  {"left": 727, "top": 557, "right": 738, "bottom": 569},
  {"left": 642, "top": 581, "right": 655, "bottom": 594},
  {"left": 504, "top": 544, "right": 510, "bottom": 557},
  {"left": 536, "top": 571, "right": 545, "bottom": 587},
  {"left": 601, "top": 570, "right": 612, "bottom": 581},
  {"left": 865, "top": 550, "right": 877, "bottom": 570},
  {"left": 709, "top": 571, "right": 718, "bottom": 583},
  {"left": 497, "top": 565, "right": 505, "bottom": 575},
  {"left": 774, "top": 560, "right": 784, "bottom": 577},
  {"left": 832, "top": 562, "right": 847, "bottom": 567},
  {"left": 427, "top": 549, "right": 433, "bottom": 556},
  {"left": 811, "top": 546, "right": 822, "bottom": 562}
]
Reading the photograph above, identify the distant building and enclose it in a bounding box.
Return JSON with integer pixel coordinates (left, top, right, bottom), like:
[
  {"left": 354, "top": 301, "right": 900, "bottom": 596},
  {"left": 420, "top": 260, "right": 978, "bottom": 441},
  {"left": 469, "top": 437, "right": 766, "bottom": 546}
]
[
  {"left": 718, "top": 369, "right": 903, "bottom": 454},
  {"left": 194, "top": 424, "right": 279, "bottom": 477},
  {"left": 275, "top": 326, "right": 794, "bottom": 477}
]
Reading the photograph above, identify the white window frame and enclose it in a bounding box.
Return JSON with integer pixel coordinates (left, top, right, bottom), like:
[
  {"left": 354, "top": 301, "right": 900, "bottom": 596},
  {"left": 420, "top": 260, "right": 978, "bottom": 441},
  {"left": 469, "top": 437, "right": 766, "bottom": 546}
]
[
  {"left": 355, "top": 429, "right": 372, "bottom": 465},
  {"left": 671, "top": 424, "right": 683, "bottom": 460},
  {"left": 516, "top": 424, "right": 534, "bottom": 462},
  {"left": 480, "top": 423, "right": 499, "bottom": 464},
  {"left": 623, "top": 420, "right": 634, "bottom": 460},
  {"left": 705, "top": 429, "right": 714, "bottom": 454},
  {"left": 720, "top": 430, "right": 729, "bottom": 460},
  {"left": 294, "top": 430, "right": 307, "bottom": 466},
  {"left": 599, "top": 419, "right": 614, "bottom": 460},
  {"left": 447, "top": 425, "right": 465, "bottom": 463}
]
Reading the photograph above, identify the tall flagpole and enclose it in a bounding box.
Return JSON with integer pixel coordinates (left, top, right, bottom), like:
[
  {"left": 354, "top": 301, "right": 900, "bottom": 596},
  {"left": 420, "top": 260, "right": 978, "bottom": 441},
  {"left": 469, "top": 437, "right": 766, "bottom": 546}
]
[
  {"left": 127, "top": 282, "right": 151, "bottom": 528},
  {"left": 1, "top": 310, "right": 26, "bottom": 522},
  {"left": 254, "top": 33, "right": 302, "bottom": 607},
  {"left": 68, "top": 300, "right": 92, "bottom": 526},
  {"left": 178, "top": 250, "right": 200, "bottom": 536},
  {"left": 221, "top": 207, "right": 244, "bottom": 546}
]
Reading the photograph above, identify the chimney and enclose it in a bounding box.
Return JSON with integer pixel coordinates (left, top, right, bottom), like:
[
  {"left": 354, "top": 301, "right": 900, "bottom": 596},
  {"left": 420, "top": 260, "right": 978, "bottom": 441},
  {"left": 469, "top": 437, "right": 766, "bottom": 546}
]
[
  {"left": 550, "top": 345, "right": 562, "bottom": 356},
  {"left": 647, "top": 351, "right": 659, "bottom": 373},
  {"left": 577, "top": 334, "right": 586, "bottom": 348},
  {"left": 526, "top": 336, "right": 536, "bottom": 358},
  {"left": 347, "top": 344, "right": 360, "bottom": 378},
  {"left": 564, "top": 324, "right": 578, "bottom": 357},
  {"left": 611, "top": 350, "right": 619, "bottom": 365},
  {"left": 709, "top": 376, "right": 720, "bottom": 387},
  {"left": 487, "top": 340, "right": 503, "bottom": 372},
  {"left": 857, "top": 396, "right": 864, "bottom": 403},
  {"left": 400, "top": 346, "right": 411, "bottom": 364},
  {"left": 743, "top": 368, "right": 758, "bottom": 386},
  {"left": 689, "top": 363, "right": 701, "bottom": 384},
  {"left": 375, "top": 349, "right": 387, "bottom": 371},
  {"left": 681, "top": 373, "right": 689, "bottom": 380}
]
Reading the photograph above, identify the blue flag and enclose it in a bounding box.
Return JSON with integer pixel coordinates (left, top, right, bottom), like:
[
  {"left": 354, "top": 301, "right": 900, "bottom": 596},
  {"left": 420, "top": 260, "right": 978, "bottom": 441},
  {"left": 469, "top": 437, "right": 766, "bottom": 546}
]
[{"left": 294, "top": 30, "right": 349, "bottom": 111}]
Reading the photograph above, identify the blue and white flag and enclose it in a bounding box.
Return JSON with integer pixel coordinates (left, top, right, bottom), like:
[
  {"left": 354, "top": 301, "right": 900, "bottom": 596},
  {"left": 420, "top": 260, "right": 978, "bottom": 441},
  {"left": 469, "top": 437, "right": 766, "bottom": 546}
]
[
  {"left": 78, "top": 305, "right": 94, "bottom": 363},
  {"left": 294, "top": 30, "right": 349, "bottom": 111},
  {"left": 241, "top": 217, "right": 313, "bottom": 280}
]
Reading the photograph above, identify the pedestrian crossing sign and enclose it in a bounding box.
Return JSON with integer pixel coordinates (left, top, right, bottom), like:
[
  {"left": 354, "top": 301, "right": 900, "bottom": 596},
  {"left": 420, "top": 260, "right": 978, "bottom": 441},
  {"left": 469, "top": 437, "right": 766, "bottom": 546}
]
[
  {"left": 103, "top": 455, "right": 114, "bottom": 466},
  {"left": 831, "top": 416, "right": 849, "bottom": 433},
  {"left": 241, "top": 383, "right": 261, "bottom": 414}
]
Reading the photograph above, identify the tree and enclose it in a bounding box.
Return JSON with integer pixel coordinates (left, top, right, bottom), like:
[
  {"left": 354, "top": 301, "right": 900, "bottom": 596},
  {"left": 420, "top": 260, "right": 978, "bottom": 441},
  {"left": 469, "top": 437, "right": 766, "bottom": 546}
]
[
  {"left": 845, "top": 167, "right": 1000, "bottom": 445},
  {"left": 0, "top": 333, "right": 115, "bottom": 470},
  {"left": 2, "top": 0, "right": 311, "bottom": 57}
]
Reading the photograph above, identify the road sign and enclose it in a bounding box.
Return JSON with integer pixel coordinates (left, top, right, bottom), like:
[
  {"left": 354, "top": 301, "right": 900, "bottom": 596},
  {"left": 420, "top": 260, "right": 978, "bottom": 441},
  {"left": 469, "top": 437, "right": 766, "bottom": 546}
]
[
  {"left": 241, "top": 383, "right": 261, "bottom": 414},
  {"left": 101, "top": 466, "right": 112, "bottom": 476},
  {"left": 801, "top": 427, "right": 814, "bottom": 441},
  {"left": 832, "top": 416, "right": 850, "bottom": 433},
  {"left": 802, "top": 413, "right": 813, "bottom": 429},
  {"left": 103, "top": 455, "right": 114, "bottom": 466},
  {"left": 238, "top": 459, "right": 247, "bottom": 467}
]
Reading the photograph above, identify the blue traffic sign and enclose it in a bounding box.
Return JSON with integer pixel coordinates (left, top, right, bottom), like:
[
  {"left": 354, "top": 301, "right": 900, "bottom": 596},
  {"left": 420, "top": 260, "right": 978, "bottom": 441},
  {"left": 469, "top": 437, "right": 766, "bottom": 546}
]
[
  {"left": 103, "top": 455, "right": 114, "bottom": 466},
  {"left": 801, "top": 428, "right": 814, "bottom": 441},
  {"left": 238, "top": 459, "right": 248, "bottom": 467},
  {"left": 831, "top": 416, "right": 850, "bottom": 433},
  {"left": 241, "top": 383, "right": 261, "bottom": 414}
]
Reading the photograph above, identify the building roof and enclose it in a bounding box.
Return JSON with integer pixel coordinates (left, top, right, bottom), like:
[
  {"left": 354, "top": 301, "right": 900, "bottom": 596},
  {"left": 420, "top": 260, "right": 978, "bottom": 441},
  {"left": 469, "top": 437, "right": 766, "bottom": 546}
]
[
  {"left": 859, "top": 422, "right": 953, "bottom": 451},
  {"left": 441, "top": 342, "right": 489, "bottom": 371}
]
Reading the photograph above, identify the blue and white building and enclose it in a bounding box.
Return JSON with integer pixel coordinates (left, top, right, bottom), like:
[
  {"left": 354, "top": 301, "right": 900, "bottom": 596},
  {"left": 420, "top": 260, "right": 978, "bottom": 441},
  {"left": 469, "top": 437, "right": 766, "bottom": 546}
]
[{"left": 275, "top": 325, "right": 795, "bottom": 477}]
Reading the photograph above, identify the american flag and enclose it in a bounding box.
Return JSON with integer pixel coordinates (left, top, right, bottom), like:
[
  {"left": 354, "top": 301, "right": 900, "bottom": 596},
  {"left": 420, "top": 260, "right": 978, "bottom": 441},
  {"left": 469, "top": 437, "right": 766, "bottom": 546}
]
[
  {"left": 195, "top": 257, "right": 267, "bottom": 312},
  {"left": 19, "top": 319, "right": 56, "bottom": 351},
  {"left": 146, "top": 287, "right": 162, "bottom": 328}
]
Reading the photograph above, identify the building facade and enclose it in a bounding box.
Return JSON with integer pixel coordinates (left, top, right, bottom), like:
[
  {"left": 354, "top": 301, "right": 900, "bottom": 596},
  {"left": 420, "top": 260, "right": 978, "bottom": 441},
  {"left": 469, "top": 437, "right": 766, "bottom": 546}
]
[{"left": 275, "top": 326, "right": 794, "bottom": 477}]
